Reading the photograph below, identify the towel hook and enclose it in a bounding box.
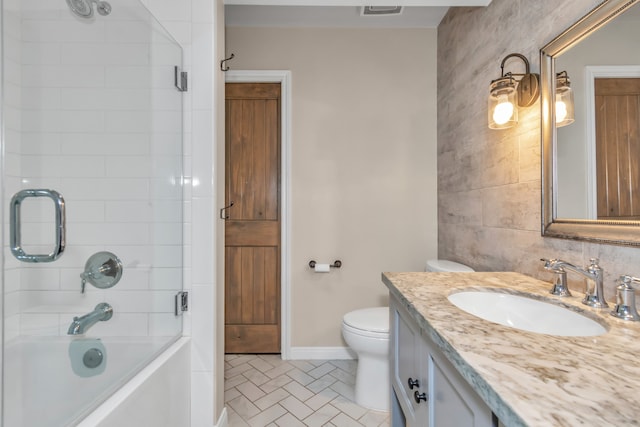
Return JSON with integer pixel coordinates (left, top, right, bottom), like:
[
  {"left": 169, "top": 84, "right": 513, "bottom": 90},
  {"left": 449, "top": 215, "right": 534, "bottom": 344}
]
[
  {"left": 221, "top": 53, "right": 235, "bottom": 72},
  {"left": 219, "top": 201, "right": 234, "bottom": 220}
]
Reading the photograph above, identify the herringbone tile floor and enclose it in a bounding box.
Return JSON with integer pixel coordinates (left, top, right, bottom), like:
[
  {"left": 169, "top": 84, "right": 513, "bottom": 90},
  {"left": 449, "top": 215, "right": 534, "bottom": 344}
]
[{"left": 225, "top": 354, "right": 390, "bottom": 427}]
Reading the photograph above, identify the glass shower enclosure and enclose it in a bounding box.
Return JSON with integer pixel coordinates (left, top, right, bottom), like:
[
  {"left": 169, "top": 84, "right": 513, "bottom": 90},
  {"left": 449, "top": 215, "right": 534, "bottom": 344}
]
[{"left": 1, "top": 0, "right": 184, "bottom": 425}]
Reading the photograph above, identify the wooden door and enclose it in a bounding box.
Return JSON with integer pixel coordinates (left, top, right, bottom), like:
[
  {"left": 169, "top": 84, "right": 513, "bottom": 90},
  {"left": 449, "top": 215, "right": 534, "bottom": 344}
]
[
  {"left": 595, "top": 78, "right": 640, "bottom": 219},
  {"left": 224, "top": 83, "right": 281, "bottom": 353}
]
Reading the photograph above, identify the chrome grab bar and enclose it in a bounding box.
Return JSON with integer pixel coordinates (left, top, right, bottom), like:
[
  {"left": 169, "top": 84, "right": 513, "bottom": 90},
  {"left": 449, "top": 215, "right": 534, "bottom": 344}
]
[{"left": 10, "top": 189, "right": 66, "bottom": 263}]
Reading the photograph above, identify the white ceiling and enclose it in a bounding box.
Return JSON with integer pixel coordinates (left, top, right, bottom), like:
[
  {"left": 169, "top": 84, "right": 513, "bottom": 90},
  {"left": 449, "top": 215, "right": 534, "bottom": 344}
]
[
  {"left": 225, "top": 5, "right": 449, "bottom": 28},
  {"left": 224, "top": 0, "right": 492, "bottom": 29}
]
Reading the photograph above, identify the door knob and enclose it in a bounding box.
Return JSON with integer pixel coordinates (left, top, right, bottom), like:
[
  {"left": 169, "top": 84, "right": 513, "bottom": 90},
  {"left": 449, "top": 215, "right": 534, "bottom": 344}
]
[
  {"left": 414, "top": 391, "right": 428, "bottom": 404},
  {"left": 408, "top": 378, "right": 420, "bottom": 390}
]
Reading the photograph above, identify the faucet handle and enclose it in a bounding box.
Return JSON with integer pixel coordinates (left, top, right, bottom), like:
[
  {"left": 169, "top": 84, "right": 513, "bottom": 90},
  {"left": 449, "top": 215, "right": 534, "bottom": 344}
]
[
  {"left": 541, "top": 258, "right": 571, "bottom": 296},
  {"left": 549, "top": 270, "right": 571, "bottom": 297},
  {"left": 611, "top": 275, "right": 640, "bottom": 321},
  {"left": 587, "top": 258, "right": 603, "bottom": 279},
  {"left": 620, "top": 275, "right": 633, "bottom": 285},
  {"left": 618, "top": 275, "right": 640, "bottom": 289},
  {"left": 541, "top": 258, "right": 560, "bottom": 270}
]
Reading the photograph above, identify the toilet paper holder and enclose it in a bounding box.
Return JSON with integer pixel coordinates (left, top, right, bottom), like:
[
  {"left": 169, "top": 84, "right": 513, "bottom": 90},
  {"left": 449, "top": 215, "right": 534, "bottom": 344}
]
[{"left": 309, "top": 260, "right": 342, "bottom": 269}]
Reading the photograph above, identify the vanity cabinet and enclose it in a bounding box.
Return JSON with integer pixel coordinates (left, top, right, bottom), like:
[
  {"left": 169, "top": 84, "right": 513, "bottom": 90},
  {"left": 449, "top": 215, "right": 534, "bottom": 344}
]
[
  {"left": 390, "top": 296, "right": 496, "bottom": 427},
  {"left": 391, "top": 299, "right": 428, "bottom": 426}
]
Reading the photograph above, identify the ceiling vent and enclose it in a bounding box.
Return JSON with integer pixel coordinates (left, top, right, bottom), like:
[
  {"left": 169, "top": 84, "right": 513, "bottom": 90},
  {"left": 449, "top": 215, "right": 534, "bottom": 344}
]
[{"left": 361, "top": 6, "right": 403, "bottom": 16}]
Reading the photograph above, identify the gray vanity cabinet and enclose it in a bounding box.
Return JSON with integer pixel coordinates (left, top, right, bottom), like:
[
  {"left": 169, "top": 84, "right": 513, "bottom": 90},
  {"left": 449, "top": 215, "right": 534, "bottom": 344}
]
[
  {"left": 391, "top": 298, "right": 429, "bottom": 426},
  {"left": 390, "top": 296, "right": 495, "bottom": 427}
]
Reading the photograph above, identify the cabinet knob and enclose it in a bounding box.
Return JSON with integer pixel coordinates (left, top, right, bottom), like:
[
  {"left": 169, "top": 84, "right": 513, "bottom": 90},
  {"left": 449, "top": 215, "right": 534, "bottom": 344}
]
[
  {"left": 414, "top": 391, "right": 428, "bottom": 404},
  {"left": 407, "top": 378, "right": 420, "bottom": 389}
]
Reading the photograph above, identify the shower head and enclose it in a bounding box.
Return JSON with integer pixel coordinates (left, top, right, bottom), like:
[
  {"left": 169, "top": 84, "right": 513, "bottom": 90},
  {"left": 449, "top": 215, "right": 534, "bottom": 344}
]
[{"left": 66, "top": 0, "right": 111, "bottom": 18}]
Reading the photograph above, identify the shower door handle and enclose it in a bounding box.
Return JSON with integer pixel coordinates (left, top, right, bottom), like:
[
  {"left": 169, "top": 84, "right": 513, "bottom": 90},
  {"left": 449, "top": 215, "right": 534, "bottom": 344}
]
[{"left": 10, "top": 189, "right": 66, "bottom": 262}]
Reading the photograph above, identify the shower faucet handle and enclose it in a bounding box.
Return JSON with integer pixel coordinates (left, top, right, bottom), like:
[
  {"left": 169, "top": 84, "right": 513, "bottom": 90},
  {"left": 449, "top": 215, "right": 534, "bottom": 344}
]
[{"left": 79, "top": 251, "right": 123, "bottom": 293}]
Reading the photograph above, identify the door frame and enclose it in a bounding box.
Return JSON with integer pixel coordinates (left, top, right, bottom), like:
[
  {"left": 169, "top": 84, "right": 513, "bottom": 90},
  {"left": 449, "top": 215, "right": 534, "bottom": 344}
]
[
  {"left": 585, "top": 65, "right": 640, "bottom": 219},
  {"left": 225, "top": 70, "right": 292, "bottom": 359}
]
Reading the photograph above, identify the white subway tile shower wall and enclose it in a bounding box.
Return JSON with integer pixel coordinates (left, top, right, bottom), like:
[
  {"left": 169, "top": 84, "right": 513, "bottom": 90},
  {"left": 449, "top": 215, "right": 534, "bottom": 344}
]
[{"left": 9, "top": 0, "right": 183, "bottom": 339}]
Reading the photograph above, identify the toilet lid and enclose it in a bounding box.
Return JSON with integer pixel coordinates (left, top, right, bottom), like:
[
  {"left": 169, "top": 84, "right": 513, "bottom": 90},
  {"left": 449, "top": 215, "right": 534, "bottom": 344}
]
[
  {"left": 343, "top": 307, "right": 389, "bottom": 333},
  {"left": 426, "top": 259, "right": 474, "bottom": 272}
]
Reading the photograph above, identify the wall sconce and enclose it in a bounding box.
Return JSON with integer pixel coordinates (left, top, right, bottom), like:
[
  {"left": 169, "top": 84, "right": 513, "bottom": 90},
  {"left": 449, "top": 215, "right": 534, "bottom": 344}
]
[
  {"left": 488, "top": 53, "right": 540, "bottom": 129},
  {"left": 555, "top": 71, "right": 574, "bottom": 127}
]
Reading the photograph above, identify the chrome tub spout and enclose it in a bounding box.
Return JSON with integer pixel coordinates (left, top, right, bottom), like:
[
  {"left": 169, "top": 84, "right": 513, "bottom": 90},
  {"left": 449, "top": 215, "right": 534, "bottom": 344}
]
[{"left": 67, "top": 303, "right": 113, "bottom": 335}]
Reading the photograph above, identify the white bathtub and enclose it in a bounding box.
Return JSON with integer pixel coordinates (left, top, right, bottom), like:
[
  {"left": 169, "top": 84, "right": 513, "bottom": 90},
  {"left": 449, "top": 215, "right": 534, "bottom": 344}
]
[{"left": 4, "top": 336, "right": 190, "bottom": 427}]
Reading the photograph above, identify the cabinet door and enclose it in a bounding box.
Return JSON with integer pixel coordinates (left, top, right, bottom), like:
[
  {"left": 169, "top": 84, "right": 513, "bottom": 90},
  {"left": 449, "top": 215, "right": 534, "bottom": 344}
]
[
  {"left": 390, "top": 295, "right": 495, "bottom": 427},
  {"left": 390, "top": 302, "right": 429, "bottom": 426},
  {"left": 429, "top": 350, "right": 494, "bottom": 427}
]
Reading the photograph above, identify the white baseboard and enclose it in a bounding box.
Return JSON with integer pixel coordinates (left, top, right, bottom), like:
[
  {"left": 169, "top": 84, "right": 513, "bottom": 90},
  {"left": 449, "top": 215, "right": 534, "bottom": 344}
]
[
  {"left": 215, "top": 407, "right": 228, "bottom": 427},
  {"left": 288, "top": 346, "right": 356, "bottom": 360}
]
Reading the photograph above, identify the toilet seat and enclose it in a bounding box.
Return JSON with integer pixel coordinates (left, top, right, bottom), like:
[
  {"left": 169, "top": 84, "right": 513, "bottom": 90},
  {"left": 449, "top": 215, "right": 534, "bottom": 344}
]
[
  {"left": 342, "top": 322, "right": 388, "bottom": 339},
  {"left": 342, "top": 307, "right": 389, "bottom": 336}
]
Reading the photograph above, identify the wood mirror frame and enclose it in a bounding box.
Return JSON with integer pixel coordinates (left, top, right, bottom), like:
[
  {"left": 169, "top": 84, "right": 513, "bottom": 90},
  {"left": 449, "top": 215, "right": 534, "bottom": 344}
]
[{"left": 541, "top": 0, "right": 640, "bottom": 246}]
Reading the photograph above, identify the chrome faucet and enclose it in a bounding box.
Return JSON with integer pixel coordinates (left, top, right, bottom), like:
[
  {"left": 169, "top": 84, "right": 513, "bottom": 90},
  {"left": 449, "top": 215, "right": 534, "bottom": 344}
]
[
  {"left": 541, "top": 258, "right": 608, "bottom": 308},
  {"left": 541, "top": 258, "right": 570, "bottom": 296},
  {"left": 611, "top": 275, "right": 640, "bottom": 321},
  {"left": 67, "top": 303, "right": 113, "bottom": 335}
]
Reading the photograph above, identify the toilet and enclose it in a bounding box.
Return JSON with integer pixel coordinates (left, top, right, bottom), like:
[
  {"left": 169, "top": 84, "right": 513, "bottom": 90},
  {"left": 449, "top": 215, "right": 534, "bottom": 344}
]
[
  {"left": 342, "top": 307, "right": 390, "bottom": 411},
  {"left": 341, "top": 259, "right": 474, "bottom": 412},
  {"left": 425, "top": 259, "right": 475, "bottom": 273}
]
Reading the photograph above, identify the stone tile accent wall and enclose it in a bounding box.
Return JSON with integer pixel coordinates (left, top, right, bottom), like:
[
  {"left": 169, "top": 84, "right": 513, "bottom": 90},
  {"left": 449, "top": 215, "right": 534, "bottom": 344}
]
[{"left": 437, "top": 0, "right": 640, "bottom": 298}]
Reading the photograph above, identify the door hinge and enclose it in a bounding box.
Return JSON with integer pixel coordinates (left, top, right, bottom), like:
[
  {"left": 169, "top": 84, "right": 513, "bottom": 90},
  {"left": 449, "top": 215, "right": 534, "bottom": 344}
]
[
  {"left": 175, "top": 291, "right": 189, "bottom": 316},
  {"left": 174, "top": 66, "right": 188, "bottom": 92}
]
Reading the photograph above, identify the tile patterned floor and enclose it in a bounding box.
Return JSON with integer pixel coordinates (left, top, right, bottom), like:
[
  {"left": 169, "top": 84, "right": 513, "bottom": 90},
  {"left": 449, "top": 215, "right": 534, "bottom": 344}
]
[{"left": 225, "top": 354, "right": 390, "bottom": 427}]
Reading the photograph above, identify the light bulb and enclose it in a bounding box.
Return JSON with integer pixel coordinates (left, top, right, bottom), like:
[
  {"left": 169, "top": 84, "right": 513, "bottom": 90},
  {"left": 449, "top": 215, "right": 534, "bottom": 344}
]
[
  {"left": 556, "top": 100, "right": 568, "bottom": 123},
  {"left": 492, "top": 95, "right": 514, "bottom": 125}
]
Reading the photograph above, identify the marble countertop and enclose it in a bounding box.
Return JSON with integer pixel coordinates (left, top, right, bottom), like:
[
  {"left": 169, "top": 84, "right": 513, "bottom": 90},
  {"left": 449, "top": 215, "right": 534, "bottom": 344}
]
[{"left": 382, "top": 271, "right": 640, "bottom": 427}]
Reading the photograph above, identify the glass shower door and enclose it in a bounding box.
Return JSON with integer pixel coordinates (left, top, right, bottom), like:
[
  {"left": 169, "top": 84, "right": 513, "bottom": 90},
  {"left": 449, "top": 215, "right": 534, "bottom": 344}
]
[{"left": 1, "top": 0, "right": 185, "bottom": 425}]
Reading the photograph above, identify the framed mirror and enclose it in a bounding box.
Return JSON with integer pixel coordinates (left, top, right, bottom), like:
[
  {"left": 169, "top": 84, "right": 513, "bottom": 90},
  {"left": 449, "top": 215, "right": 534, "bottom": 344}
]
[{"left": 541, "top": 0, "right": 640, "bottom": 245}]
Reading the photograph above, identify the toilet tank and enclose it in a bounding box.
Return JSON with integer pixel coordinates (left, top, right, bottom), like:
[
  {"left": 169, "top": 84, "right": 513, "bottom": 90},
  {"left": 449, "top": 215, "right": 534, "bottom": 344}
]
[{"left": 426, "top": 259, "right": 474, "bottom": 272}]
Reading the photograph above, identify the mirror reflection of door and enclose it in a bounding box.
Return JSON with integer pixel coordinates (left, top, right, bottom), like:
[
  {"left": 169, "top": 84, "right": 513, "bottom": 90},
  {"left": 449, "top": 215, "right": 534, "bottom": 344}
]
[
  {"left": 595, "top": 77, "right": 640, "bottom": 220},
  {"left": 224, "top": 82, "right": 281, "bottom": 354}
]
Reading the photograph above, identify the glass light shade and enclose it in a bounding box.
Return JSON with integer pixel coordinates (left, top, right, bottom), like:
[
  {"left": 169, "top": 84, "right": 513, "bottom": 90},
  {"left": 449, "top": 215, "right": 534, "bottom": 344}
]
[
  {"left": 555, "top": 83, "right": 574, "bottom": 127},
  {"left": 488, "top": 78, "right": 518, "bottom": 129}
]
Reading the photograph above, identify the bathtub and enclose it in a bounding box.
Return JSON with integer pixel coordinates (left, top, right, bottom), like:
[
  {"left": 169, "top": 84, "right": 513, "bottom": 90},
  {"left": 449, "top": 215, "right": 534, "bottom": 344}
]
[{"left": 3, "top": 336, "right": 190, "bottom": 427}]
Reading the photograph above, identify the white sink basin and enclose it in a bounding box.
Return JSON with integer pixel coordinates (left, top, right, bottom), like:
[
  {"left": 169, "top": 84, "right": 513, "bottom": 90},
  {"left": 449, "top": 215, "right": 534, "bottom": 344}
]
[{"left": 447, "top": 291, "right": 607, "bottom": 337}]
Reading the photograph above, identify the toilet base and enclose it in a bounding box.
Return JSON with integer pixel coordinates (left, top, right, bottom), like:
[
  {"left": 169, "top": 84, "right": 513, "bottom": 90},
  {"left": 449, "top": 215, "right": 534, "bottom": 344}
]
[{"left": 354, "top": 354, "right": 390, "bottom": 412}]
